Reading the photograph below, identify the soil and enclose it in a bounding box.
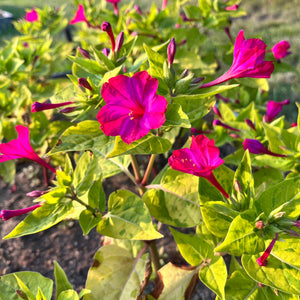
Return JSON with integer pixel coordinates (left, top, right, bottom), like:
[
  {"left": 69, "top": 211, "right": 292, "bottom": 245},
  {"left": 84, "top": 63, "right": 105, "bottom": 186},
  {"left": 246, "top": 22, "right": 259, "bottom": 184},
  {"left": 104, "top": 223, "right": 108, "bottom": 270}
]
[{"left": 0, "top": 163, "right": 215, "bottom": 300}]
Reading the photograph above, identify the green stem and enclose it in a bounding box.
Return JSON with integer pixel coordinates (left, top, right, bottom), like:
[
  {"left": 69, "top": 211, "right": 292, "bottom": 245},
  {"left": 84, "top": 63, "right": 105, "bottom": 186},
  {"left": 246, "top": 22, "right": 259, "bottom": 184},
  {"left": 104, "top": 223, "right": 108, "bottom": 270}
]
[
  {"left": 148, "top": 241, "right": 160, "bottom": 275},
  {"left": 130, "top": 154, "right": 143, "bottom": 183},
  {"left": 69, "top": 190, "right": 99, "bottom": 217},
  {"left": 141, "top": 154, "right": 156, "bottom": 186}
]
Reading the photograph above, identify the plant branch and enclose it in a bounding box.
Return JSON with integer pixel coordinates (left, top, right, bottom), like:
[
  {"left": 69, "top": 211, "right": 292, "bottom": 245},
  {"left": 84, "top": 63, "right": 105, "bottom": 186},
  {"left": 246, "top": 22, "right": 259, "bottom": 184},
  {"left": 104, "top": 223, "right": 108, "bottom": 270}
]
[
  {"left": 130, "top": 154, "right": 143, "bottom": 183},
  {"left": 141, "top": 154, "right": 156, "bottom": 186},
  {"left": 147, "top": 240, "right": 160, "bottom": 276}
]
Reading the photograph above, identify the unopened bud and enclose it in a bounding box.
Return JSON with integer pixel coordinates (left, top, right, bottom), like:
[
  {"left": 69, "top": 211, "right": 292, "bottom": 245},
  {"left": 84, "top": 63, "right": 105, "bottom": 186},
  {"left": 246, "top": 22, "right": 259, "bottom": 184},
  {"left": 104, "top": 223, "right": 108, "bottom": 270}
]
[
  {"left": 115, "top": 31, "right": 124, "bottom": 53},
  {"left": 245, "top": 119, "right": 256, "bottom": 131},
  {"left": 255, "top": 220, "right": 265, "bottom": 229},
  {"left": 180, "top": 68, "right": 189, "bottom": 79},
  {"left": 59, "top": 106, "right": 77, "bottom": 114},
  {"left": 101, "top": 21, "right": 115, "bottom": 52},
  {"left": 273, "top": 212, "right": 286, "bottom": 219},
  {"left": 213, "top": 106, "right": 222, "bottom": 119},
  {"left": 102, "top": 48, "right": 110, "bottom": 57},
  {"left": 78, "top": 78, "right": 92, "bottom": 90},
  {"left": 234, "top": 180, "right": 242, "bottom": 193},
  {"left": 78, "top": 47, "right": 90, "bottom": 59},
  {"left": 191, "top": 77, "right": 205, "bottom": 84},
  {"left": 258, "top": 283, "right": 266, "bottom": 288},
  {"left": 101, "top": 21, "right": 111, "bottom": 32},
  {"left": 167, "top": 38, "right": 176, "bottom": 66},
  {"left": 26, "top": 190, "right": 46, "bottom": 197},
  {"left": 134, "top": 4, "right": 143, "bottom": 15}
]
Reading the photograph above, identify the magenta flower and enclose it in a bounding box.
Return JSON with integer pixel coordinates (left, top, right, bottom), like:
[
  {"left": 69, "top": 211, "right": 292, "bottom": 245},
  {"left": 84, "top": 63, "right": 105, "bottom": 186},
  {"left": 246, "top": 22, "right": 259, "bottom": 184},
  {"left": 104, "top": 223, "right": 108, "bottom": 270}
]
[
  {"left": 97, "top": 71, "right": 167, "bottom": 144},
  {"left": 162, "top": 0, "right": 168, "bottom": 10},
  {"left": 168, "top": 135, "right": 229, "bottom": 198},
  {"left": 0, "top": 125, "right": 56, "bottom": 173},
  {"left": 70, "top": 4, "right": 90, "bottom": 27},
  {"left": 243, "top": 139, "right": 286, "bottom": 157},
  {"left": 257, "top": 233, "right": 279, "bottom": 266},
  {"left": 26, "top": 8, "right": 39, "bottom": 22},
  {"left": 272, "top": 41, "right": 291, "bottom": 60},
  {"left": 0, "top": 203, "right": 41, "bottom": 221},
  {"left": 201, "top": 30, "right": 274, "bottom": 88},
  {"left": 263, "top": 99, "right": 290, "bottom": 123},
  {"left": 32, "top": 101, "right": 74, "bottom": 113}
]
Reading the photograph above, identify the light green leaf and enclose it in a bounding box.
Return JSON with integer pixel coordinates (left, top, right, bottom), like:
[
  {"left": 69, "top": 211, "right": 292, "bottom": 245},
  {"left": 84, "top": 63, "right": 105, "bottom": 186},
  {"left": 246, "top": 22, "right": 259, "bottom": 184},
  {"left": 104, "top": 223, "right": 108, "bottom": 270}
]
[
  {"left": 199, "top": 256, "right": 227, "bottom": 300},
  {"left": 54, "top": 261, "right": 73, "bottom": 299},
  {"left": 170, "top": 228, "right": 213, "bottom": 266},
  {"left": 68, "top": 56, "right": 105, "bottom": 74},
  {"left": 4, "top": 203, "right": 75, "bottom": 239},
  {"left": 58, "top": 290, "right": 79, "bottom": 300},
  {"left": 79, "top": 210, "right": 102, "bottom": 235},
  {"left": 214, "top": 210, "right": 265, "bottom": 256},
  {"left": 14, "top": 275, "right": 35, "bottom": 300},
  {"left": 0, "top": 272, "right": 53, "bottom": 300},
  {"left": 156, "top": 263, "right": 198, "bottom": 300},
  {"left": 84, "top": 245, "right": 146, "bottom": 300},
  {"left": 162, "top": 103, "right": 191, "bottom": 129},
  {"left": 254, "top": 176, "right": 300, "bottom": 219},
  {"left": 144, "top": 169, "right": 201, "bottom": 227},
  {"left": 106, "top": 135, "right": 171, "bottom": 158},
  {"left": 88, "top": 177, "right": 106, "bottom": 212},
  {"left": 97, "top": 190, "right": 162, "bottom": 240},
  {"left": 242, "top": 239, "right": 300, "bottom": 296}
]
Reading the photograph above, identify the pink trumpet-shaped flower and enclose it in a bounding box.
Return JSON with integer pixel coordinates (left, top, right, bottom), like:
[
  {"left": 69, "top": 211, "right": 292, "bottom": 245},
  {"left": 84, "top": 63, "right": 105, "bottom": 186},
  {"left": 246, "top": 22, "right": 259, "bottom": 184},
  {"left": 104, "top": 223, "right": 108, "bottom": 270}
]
[
  {"left": 101, "top": 22, "right": 116, "bottom": 52},
  {"left": 201, "top": 30, "right": 274, "bottom": 88},
  {"left": 162, "top": 0, "right": 168, "bottom": 10},
  {"left": 257, "top": 233, "right": 279, "bottom": 266},
  {"left": 168, "top": 135, "right": 229, "bottom": 198},
  {"left": 97, "top": 71, "right": 167, "bottom": 144},
  {"left": 0, "top": 203, "right": 41, "bottom": 221},
  {"left": 26, "top": 8, "right": 39, "bottom": 22},
  {"left": 70, "top": 4, "right": 90, "bottom": 27},
  {"left": 243, "top": 139, "right": 286, "bottom": 157},
  {"left": 272, "top": 41, "right": 291, "bottom": 60},
  {"left": 263, "top": 99, "right": 290, "bottom": 123},
  {"left": 31, "top": 101, "right": 74, "bottom": 113},
  {"left": 106, "top": 0, "right": 122, "bottom": 15},
  {"left": 0, "top": 125, "right": 56, "bottom": 173}
]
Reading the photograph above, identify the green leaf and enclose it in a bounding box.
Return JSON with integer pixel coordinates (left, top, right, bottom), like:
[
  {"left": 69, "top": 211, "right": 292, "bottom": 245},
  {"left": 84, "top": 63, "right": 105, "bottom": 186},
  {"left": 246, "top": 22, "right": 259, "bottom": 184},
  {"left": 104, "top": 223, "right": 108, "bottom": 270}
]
[
  {"left": 143, "top": 43, "right": 168, "bottom": 91},
  {"left": 199, "top": 256, "right": 227, "bottom": 300},
  {"left": 91, "top": 47, "right": 115, "bottom": 70},
  {"left": 233, "top": 150, "right": 255, "bottom": 210},
  {"left": 162, "top": 103, "right": 191, "bottom": 129},
  {"left": 84, "top": 245, "right": 146, "bottom": 300},
  {"left": 14, "top": 275, "right": 35, "bottom": 300},
  {"left": 253, "top": 167, "right": 284, "bottom": 189},
  {"left": 214, "top": 210, "right": 265, "bottom": 256},
  {"left": 4, "top": 202, "right": 76, "bottom": 239},
  {"left": 97, "top": 190, "right": 162, "bottom": 240},
  {"left": 242, "top": 239, "right": 300, "bottom": 296},
  {"left": 143, "top": 169, "right": 201, "bottom": 227},
  {"left": 156, "top": 263, "right": 198, "bottom": 300},
  {"left": 79, "top": 210, "right": 102, "bottom": 235},
  {"left": 254, "top": 176, "right": 300, "bottom": 219},
  {"left": 170, "top": 228, "right": 213, "bottom": 266},
  {"left": 68, "top": 56, "right": 105, "bottom": 74},
  {"left": 57, "top": 290, "right": 79, "bottom": 300},
  {"left": 100, "top": 65, "right": 123, "bottom": 86},
  {"left": 48, "top": 121, "right": 130, "bottom": 179},
  {"left": 106, "top": 135, "right": 171, "bottom": 158},
  {"left": 54, "top": 261, "right": 73, "bottom": 299},
  {"left": 0, "top": 272, "right": 53, "bottom": 300},
  {"left": 88, "top": 177, "right": 106, "bottom": 212}
]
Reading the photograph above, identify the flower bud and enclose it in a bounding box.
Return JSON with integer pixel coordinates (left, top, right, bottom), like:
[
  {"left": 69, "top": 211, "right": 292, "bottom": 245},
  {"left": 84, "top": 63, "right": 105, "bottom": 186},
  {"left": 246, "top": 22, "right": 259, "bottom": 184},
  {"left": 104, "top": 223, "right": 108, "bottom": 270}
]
[
  {"left": 245, "top": 119, "right": 256, "bottom": 131},
  {"left": 102, "top": 48, "right": 110, "bottom": 57},
  {"left": 101, "top": 21, "right": 115, "bottom": 52},
  {"left": 78, "top": 77, "right": 92, "bottom": 90},
  {"left": 167, "top": 38, "right": 176, "bottom": 66},
  {"left": 212, "top": 106, "right": 222, "bottom": 119},
  {"left": 134, "top": 4, "right": 143, "bottom": 15},
  {"left": 234, "top": 179, "right": 242, "bottom": 193},
  {"left": 59, "top": 107, "right": 77, "bottom": 114},
  {"left": 78, "top": 47, "right": 90, "bottom": 59},
  {"left": 255, "top": 220, "right": 265, "bottom": 229},
  {"left": 26, "top": 190, "right": 46, "bottom": 197},
  {"left": 213, "top": 119, "right": 241, "bottom": 132},
  {"left": 115, "top": 31, "right": 124, "bottom": 53}
]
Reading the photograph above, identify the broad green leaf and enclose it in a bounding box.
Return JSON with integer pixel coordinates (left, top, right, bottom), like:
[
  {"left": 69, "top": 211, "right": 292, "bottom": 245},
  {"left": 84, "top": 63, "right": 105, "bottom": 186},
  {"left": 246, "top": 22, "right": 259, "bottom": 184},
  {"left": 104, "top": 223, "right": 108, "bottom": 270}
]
[
  {"left": 48, "top": 121, "right": 130, "bottom": 179},
  {"left": 84, "top": 245, "right": 146, "bottom": 300},
  {"left": 170, "top": 228, "right": 213, "bottom": 266},
  {"left": 92, "top": 46, "right": 115, "bottom": 70},
  {"left": 242, "top": 239, "right": 300, "bottom": 296},
  {"left": 97, "top": 190, "right": 162, "bottom": 240},
  {"left": 233, "top": 150, "right": 255, "bottom": 210},
  {"left": 68, "top": 56, "right": 105, "bottom": 74},
  {"left": 100, "top": 65, "right": 123, "bottom": 85},
  {"left": 252, "top": 154, "right": 294, "bottom": 171},
  {"left": 54, "top": 261, "right": 73, "bottom": 299},
  {"left": 0, "top": 272, "right": 53, "bottom": 300},
  {"left": 106, "top": 135, "right": 171, "bottom": 158},
  {"left": 254, "top": 176, "right": 300, "bottom": 219},
  {"left": 237, "top": 78, "right": 269, "bottom": 91},
  {"left": 199, "top": 256, "right": 227, "bottom": 300},
  {"left": 253, "top": 167, "right": 284, "bottom": 189},
  {"left": 162, "top": 103, "right": 191, "bottom": 129},
  {"left": 156, "top": 263, "right": 198, "bottom": 300},
  {"left": 58, "top": 290, "right": 79, "bottom": 300},
  {"left": 88, "top": 177, "right": 106, "bottom": 212},
  {"left": 222, "top": 268, "right": 297, "bottom": 300},
  {"left": 4, "top": 202, "right": 76, "bottom": 239},
  {"left": 14, "top": 275, "right": 35, "bottom": 300},
  {"left": 214, "top": 210, "right": 265, "bottom": 256},
  {"left": 79, "top": 210, "right": 102, "bottom": 235},
  {"left": 143, "top": 43, "right": 168, "bottom": 91},
  {"left": 144, "top": 169, "right": 201, "bottom": 227}
]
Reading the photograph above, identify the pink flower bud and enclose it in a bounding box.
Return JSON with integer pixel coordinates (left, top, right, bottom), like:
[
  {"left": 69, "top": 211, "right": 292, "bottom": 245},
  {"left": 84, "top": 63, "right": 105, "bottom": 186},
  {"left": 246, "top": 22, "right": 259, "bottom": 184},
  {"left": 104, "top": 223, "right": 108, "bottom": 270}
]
[
  {"left": 256, "top": 220, "right": 265, "bottom": 229},
  {"left": 26, "top": 190, "right": 46, "bottom": 197},
  {"left": 225, "top": 4, "right": 239, "bottom": 11},
  {"left": 245, "top": 119, "right": 256, "bottom": 131},
  {"left": 134, "top": 4, "right": 143, "bottom": 15},
  {"left": 78, "top": 78, "right": 92, "bottom": 90},
  {"left": 0, "top": 203, "right": 41, "bottom": 221},
  {"left": 102, "top": 48, "right": 110, "bottom": 57},
  {"left": 59, "top": 107, "right": 77, "bottom": 114},
  {"left": 78, "top": 47, "right": 90, "bottom": 59},
  {"left": 167, "top": 38, "right": 176, "bottom": 66},
  {"left": 215, "top": 94, "right": 231, "bottom": 103},
  {"left": 213, "top": 119, "right": 240, "bottom": 132},
  {"left": 212, "top": 106, "right": 222, "bottom": 119},
  {"left": 101, "top": 22, "right": 115, "bottom": 52},
  {"left": 115, "top": 31, "right": 124, "bottom": 53},
  {"left": 272, "top": 41, "right": 291, "bottom": 60},
  {"left": 243, "top": 139, "right": 286, "bottom": 157},
  {"left": 257, "top": 233, "right": 278, "bottom": 266},
  {"left": 32, "top": 101, "right": 74, "bottom": 113}
]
